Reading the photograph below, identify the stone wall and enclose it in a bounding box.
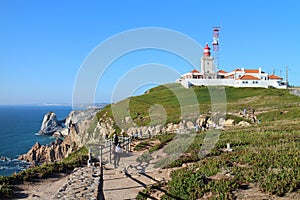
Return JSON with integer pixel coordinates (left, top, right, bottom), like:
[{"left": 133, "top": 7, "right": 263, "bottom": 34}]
[{"left": 53, "top": 166, "right": 104, "bottom": 200}]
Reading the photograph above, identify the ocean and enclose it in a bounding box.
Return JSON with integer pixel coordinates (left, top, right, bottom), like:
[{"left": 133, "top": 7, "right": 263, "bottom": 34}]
[{"left": 0, "top": 105, "right": 72, "bottom": 176}]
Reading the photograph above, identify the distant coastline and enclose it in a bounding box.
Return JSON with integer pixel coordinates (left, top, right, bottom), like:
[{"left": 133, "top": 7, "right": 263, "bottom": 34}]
[
  {"left": 0, "top": 105, "right": 71, "bottom": 176},
  {"left": 0, "top": 103, "right": 107, "bottom": 176}
]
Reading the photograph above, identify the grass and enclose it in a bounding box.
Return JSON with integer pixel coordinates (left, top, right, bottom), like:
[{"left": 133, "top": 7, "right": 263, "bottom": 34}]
[
  {"left": 136, "top": 127, "right": 300, "bottom": 199},
  {"left": 120, "top": 84, "right": 300, "bottom": 199},
  {"left": 134, "top": 134, "right": 176, "bottom": 153},
  {"left": 97, "top": 84, "right": 300, "bottom": 129},
  {"left": 148, "top": 134, "right": 176, "bottom": 153},
  {"left": 135, "top": 134, "right": 176, "bottom": 164}
]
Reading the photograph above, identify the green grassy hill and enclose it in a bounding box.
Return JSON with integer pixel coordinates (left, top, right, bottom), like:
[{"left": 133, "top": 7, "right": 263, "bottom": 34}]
[
  {"left": 98, "top": 83, "right": 300, "bottom": 127},
  {"left": 95, "top": 83, "right": 300, "bottom": 199}
]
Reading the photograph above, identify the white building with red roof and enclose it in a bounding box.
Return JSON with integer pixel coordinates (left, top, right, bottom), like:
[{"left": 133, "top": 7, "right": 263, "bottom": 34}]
[{"left": 177, "top": 44, "right": 287, "bottom": 89}]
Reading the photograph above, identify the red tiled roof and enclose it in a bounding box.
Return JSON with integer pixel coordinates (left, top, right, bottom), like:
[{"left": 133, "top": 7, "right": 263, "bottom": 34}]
[
  {"left": 244, "top": 69, "right": 259, "bottom": 73},
  {"left": 234, "top": 68, "right": 242, "bottom": 72},
  {"left": 218, "top": 70, "right": 227, "bottom": 73},
  {"left": 191, "top": 69, "right": 200, "bottom": 73},
  {"left": 225, "top": 74, "right": 234, "bottom": 79},
  {"left": 238, "top": 75, "right": 260, "bottom": 80},
  {"left": 269, "top": 74, "right": 283, "bottom": 80}
]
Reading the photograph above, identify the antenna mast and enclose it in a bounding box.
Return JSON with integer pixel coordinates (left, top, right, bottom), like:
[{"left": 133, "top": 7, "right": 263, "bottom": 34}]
[
  {"left": 286, "top": 66, "right": 289, "bottom": 88},
  {"left": 212, "top": 27, "right": 220, "bottom": 71}
]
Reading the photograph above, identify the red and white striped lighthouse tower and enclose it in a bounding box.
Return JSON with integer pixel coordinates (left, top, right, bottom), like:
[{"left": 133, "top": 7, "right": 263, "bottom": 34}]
[
  {"left": 201, "top": 43, "right": 215, "bottom": 78},
  {"left": 203, "top": 43, "right": 211, "bottom": 57}
]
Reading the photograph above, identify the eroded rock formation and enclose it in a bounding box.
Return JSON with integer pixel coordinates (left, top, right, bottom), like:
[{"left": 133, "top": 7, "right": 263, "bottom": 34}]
[
  {"left": 18, "top": 126, "right": 79, "bottom": 164},
  {"left": 38, "top": 112, "right": 64, "bottom": 135},
  {"left": 19, "top": 109, "right": 98, "bottom": 165}
]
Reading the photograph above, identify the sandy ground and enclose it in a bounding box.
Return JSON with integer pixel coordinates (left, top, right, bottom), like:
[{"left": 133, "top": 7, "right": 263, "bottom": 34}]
[{"left": 12, "top": 173, "right": 70, "bottom": 200}]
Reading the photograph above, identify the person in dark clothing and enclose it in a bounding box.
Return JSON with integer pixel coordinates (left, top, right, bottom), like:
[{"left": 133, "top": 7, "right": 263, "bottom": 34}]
[{"left": 113, "top": 133, "right": 119, "bottom": 146}]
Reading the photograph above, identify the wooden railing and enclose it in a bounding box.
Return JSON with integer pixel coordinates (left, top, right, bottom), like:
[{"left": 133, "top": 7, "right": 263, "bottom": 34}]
[{"left": 87, "top": 136, "right": 132, "bottom": 167}]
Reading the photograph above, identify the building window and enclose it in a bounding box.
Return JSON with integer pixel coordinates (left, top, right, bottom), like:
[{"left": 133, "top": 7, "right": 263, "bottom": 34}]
[
  {"left": 252, "top": 81, "right": 258, "bottom": 84},
  {"left": 242, "top": 81, "right": 248, "bottom": 84}
]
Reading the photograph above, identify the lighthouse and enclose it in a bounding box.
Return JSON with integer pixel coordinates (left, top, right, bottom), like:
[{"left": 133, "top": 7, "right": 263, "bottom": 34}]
[
  {"left": 203, "top": 43, "right": 211, "bottom": 57},
  {"left": 201, "top": 43, "right": 216, "bottom": 79}
]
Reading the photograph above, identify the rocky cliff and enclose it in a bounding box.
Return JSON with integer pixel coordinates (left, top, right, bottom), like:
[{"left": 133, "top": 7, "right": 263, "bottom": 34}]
[
  {"left": 18, "top": 108, "right": 99, "bottom": 165},
  {"left": 19, "top": 105, "right": 251, "bottom": 166},
  {"left": 38, "top": 111, "right": 64, "bottom": 135}
]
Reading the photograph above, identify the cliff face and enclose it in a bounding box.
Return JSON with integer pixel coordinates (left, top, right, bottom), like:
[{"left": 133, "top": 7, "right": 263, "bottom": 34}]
[
  {"left": 18, "top": 109, "right": 98, "bottom": 165},
  {"left": 19, "top": 105, "right": 250, "bottom": 165},
  {"left": 18, "top": 125, "right": 80, "bottom": 164},
  {"left": 39, "top": 112, "right": 64, "bottom": 135}
]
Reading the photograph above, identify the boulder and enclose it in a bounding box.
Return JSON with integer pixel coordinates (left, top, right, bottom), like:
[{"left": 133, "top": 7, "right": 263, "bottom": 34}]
[
  {"left": 186, "top": 121, "right": 195, "bottom": 129},
  {"left": 154, "top": 125, "right": 162, "bottom": 134},
  {"left": 219, "top": 118, "right": 225, "bottom": 126},
  {"left": 125, "top": 116, "right": 131, "bottom": 123},
  {"left": 39, "top": 112, "right": 63, "bottom": 135},
  {"left": 238, "top": 121, "right": 250, "bottom": 126},
  {"left": 53, "top": 131, "right": 63, "bottom": 138},
  {"left": 224, "top": 119, "right": 234, "bottom": 127}
]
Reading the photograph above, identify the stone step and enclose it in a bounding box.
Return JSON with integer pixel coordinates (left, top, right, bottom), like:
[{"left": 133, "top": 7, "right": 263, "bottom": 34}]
[{"left": 53, "top": 166, "right": 101, "bottom": 200}]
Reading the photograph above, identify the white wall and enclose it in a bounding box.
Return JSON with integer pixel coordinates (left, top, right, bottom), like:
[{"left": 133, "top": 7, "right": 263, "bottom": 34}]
[
  {"left": 185, "top": 79, "right": 235, "bottom": 87},
  {"left": 179, "top": 78, "right": 287, "bottom": 89}
]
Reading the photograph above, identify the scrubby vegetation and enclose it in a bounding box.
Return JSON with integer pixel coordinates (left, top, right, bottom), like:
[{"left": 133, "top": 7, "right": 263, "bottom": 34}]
[
  {"left": 131, "top": 84, "right": 300, "bottom": 199},
  {"left": 0, "top": 147, "right": 88, "bottom": 198},
  {"left": 134, "top": 134, "right": 176, "bottom": 152},
  {"left": 160, "top": 129, "right": 299, "bottom": 199},
  {"left": 136, "top": 127, "right": 300, "bottom": 199}
]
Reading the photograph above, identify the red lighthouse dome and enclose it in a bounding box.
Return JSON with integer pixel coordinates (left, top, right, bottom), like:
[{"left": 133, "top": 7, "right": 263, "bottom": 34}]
[{"left": 203, "top": 43, "right": 211, "bottom": 57}]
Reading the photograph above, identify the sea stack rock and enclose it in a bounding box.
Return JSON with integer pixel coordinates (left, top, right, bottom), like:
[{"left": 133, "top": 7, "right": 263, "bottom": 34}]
[
  {"left": 39, "top": 111, "right": 64, "bottom": 135},
  {"left": 19, "top": 108, "right": 100, "bottom": 165}
]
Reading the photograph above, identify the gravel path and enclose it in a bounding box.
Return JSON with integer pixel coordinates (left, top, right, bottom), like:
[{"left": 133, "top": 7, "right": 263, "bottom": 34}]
[{"left": 102, "top": 151, "right": 171, "bottom": 200}]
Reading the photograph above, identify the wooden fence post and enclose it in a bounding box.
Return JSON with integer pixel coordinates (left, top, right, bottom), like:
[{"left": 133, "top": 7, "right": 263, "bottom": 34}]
[
  {"left": 88, "top": 148, "right": 92, "bottom": 167},
  {"left": 126, "top": 137, "right": 129, "bottom": 152},
  {"left": 100, "top": 146, "right": 103, "bottom": 167},
  {"left": 109, "top": 141, "right": 112, "bottom": 164},
  {"left": 129, "top": 137, "right": 131, "bottom": 152}
]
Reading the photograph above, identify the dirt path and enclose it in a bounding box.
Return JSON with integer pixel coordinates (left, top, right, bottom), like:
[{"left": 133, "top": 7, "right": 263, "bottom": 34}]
[
  {"left": 102, "top": 150, "right": 172, "bottom": 200},
  {"left": 13, "top": 173, "right": 70, "bottom": 200}
]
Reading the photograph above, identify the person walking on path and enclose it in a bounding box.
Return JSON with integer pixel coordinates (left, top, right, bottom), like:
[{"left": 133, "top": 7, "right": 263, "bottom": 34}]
[{"left": 113, "top": 143, "right": 122, "bottom": 168}]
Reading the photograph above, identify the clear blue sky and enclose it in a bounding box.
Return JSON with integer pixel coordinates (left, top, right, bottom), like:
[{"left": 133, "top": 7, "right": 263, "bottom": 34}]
[{"left": 1, "top": 0, "right": 299, "bottom": 105}]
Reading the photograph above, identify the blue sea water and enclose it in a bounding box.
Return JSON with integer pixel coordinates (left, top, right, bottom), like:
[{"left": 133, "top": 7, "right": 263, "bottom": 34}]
[{"left": 0, "top": 105, "right": 72, "bottom": 176}]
